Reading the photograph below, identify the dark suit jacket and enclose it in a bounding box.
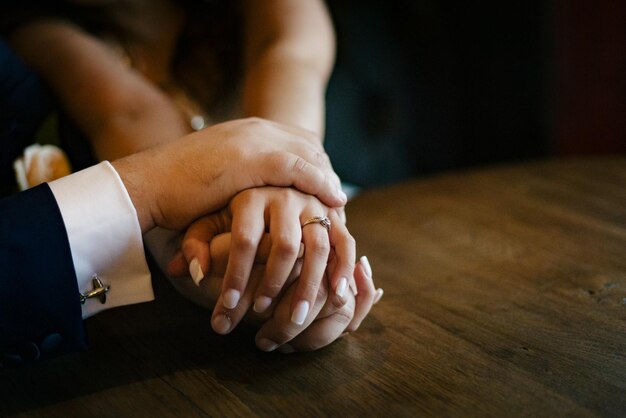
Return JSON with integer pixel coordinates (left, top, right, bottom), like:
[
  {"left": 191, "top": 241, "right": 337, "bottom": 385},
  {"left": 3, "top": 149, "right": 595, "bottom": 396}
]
[
  {"left": 0, "top": 184, "right": 86, "bottom": 367},
  {"left": 0, "top": 38, "right": 52, "bottom": 197}
]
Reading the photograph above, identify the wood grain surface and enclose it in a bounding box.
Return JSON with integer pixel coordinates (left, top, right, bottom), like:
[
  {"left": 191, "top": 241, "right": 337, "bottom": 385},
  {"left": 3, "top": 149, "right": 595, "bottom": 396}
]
[{"left": 1, "top": 157, "right": 625, "bottom": 417}]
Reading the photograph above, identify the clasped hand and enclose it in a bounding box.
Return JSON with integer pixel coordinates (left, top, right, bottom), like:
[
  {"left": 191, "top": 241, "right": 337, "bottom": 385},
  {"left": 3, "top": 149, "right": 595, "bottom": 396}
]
[
  {"left": 166, "top": 227, "right": 379, "bottom": 353},
  {"left": 116, "top": 118, "right": 382, "bottom": 352},
  {"left": 167, "top": 186, "right": 360, "bottom": 335}
]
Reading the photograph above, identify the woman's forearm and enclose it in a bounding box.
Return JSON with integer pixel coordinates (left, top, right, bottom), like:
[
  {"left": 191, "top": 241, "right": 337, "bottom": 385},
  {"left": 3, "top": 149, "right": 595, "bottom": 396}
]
[
  {"left": 241, "top": 0, "right": 335, "bottom": 140},
  {"left": 10, "top": 20, "right": 189, "bottom": 161},
  {"left": 242, "top": 53, "right": 328, "bottom": 136}
]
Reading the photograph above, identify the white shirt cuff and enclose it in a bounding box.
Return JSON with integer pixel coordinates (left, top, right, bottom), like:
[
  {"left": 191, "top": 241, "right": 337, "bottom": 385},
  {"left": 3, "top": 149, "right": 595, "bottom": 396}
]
[{"left": 48, "top": 161, "right": 154, "bottom": 318}]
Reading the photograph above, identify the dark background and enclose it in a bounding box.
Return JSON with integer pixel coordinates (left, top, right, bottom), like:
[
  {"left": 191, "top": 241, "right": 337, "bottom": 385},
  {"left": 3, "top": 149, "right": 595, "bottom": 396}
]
[
  {"left": 1, "top": 1, "right": 624, "bottom": 191},
  {"left": 324, "top": 0, "right": 626, "bottom": 187}
]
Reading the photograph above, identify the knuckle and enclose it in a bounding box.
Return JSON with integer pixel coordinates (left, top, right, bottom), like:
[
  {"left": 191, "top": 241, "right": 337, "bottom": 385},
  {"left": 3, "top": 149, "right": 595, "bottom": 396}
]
[
  {"left": 232, "top": 231, "right": 257, "bottom": 252},
  {"left": 336, "top": 305, "right": 355, "bottom": 323},
  {"left": 277, "top": 187, "right": 298, "bottom": 201},
  {"left": 315, "top": 283, "right": 328, "bottom": 304},
  {"left": 290, "top": 156, "right": 309, "bottom": 175},
  {"left": 272, "top": 188, "right": 297, "bottom": 208},
  {"left": 310, "top": 236, "right": 331, "bottom": 258},
  {"left": 239, "top": 187, "right": 259, "bottom": 202},
  {"left": 299, "top": 279, "right": 323, "bottom": 302},
  {"left": 223, "top": 270, "right": 250, "bottom": 291},
  {"left": 258, "top": 280, "right": 285, "bottom": 297},
  {"left": 273, "top": 234, "right": 300, "bottom": 258},
  {"left": 225, "top": 272, "right": 247, "bottom": 287}
]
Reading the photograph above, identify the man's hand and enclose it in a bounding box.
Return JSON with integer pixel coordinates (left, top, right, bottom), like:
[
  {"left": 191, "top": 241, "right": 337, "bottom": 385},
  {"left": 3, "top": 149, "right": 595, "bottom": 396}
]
[{"left": 111, "top": 118, "right": 346, "bottom": 233}]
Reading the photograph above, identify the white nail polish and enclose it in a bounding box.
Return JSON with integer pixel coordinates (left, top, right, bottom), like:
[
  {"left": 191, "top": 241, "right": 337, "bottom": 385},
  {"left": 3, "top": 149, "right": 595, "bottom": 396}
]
[
  {"left": 257, "top": 338, "right": 278, "bottom": 352},
  {"left": 373, "top": 288, "right": 384, "bottom": 304},
  {"left": 223, "top": 289, "right": 241, "bottom": 309},
  {"left": 360, "top": 255, "right": 372, "bottom": 278},
  {"left": 253, "top": 296, "right": 273, "bottom": 313},
  {"left": 336, "top": 277, "right": 348, "bottom": 297},
  {"left": 189, "top": 258, "right": 204, "bottom": 286},
  {"left": 291, "top": 300, "right": 309, "bottom": 325},
  {"left": 297, "top": 243, "right": 305, "bottom": 258}
]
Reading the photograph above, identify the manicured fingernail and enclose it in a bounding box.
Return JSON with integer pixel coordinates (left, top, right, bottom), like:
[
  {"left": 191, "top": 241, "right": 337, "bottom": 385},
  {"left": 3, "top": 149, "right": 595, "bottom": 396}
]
[
  {"left": 336, "top": 277, "right": 348, "bottom": 297},
  {"left": 373, "top": 288, "right": 384, "bottom": 304},
  {"left": 257, "top": 338, "right": 278, "bottom": 352},
  {"left": 297, "top": 243, "right": 305, "bottom": 258},
  {"left": 339, "top": 190, "right": 348, "bottom": 202},
  {"left": 223, "top": 289, "right": 240, "bottom": 309},
  {"left": 253, "top": 296, "right": 273, "bottom": 313},
  {"left": 278, "top": 344, "right": 296, "bottom": 354},
  {"left": 189, "top": 258, "right": 204, "bottom": 286},
  {"left": 291, "top": 300, "right": 309, "bottom": 325},
  {"left": 360, "top": 255, "right": 372, "bottom": 278},
  {"left": 212, "top": 314, "right": 231, "bottom": 335}
]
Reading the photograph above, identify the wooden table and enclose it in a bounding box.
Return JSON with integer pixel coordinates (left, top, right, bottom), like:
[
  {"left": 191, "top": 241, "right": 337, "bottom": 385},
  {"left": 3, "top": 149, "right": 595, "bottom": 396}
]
[{"left": 2, "top": 157, "right": 626, "bottom": 417}]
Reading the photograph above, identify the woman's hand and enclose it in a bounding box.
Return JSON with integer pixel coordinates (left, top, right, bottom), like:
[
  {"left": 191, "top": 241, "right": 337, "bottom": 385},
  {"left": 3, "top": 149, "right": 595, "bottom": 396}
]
[
  {"left": 167, "top": 187, "right": 355, "bottom": 335},
  {"left": 166, "top": 232, "right": 382, "bottom": 352}
]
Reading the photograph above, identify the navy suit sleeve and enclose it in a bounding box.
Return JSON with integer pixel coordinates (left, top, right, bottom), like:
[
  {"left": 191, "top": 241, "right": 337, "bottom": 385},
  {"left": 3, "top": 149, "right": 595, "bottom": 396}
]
[
  {"left": 0, "top": 184, "right": 86, "bottom": 366},
  {"left": 0, "top": 38, "right": 52, "bottom": 197}
]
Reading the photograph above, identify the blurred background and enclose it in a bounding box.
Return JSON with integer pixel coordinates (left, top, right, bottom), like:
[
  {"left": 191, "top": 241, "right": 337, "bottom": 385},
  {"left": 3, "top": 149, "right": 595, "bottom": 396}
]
[
  {"left": 1, "top": 0, "right": 624, "bottom": 193},
  {"left": 324, "top": 0, "right": 626, "bottom": 187}
]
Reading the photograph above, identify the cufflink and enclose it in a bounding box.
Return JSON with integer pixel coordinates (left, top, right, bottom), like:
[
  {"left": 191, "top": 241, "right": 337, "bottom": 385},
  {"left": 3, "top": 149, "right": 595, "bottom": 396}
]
[{"left": 79, "top": 275, "right": 110, "bottom": 305}]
